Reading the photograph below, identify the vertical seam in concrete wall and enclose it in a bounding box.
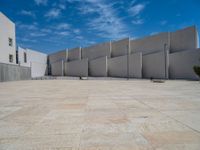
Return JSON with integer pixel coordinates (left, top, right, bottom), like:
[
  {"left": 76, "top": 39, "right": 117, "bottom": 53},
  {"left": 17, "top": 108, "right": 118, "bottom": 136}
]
[
  {"left": 80, "top": 47, "right": 82, "bottom": 60},
  {"left": 64, "top": 60, "right": 67, "bottom": 76},
  {"left": 66, "top": 49, "right": 69, "bottom": 62},
  {"left": 65, "top": 49, "right": 68, "bottom": 76},
  {"left": 30, "top": 61, "right": 32, "bottom": 78},
  {"left": 105, "top": 56, "right": 108, "bottom": 77},
  {"left": 168, "top": 32, "right": 171, "bottom": 79},
  {"left": 194, "top": 26, "right": 199, "bottom": 48},
  {"left": 61, "top": 60, "right": 63, "bottom": 76},
  {"left": 166, "top": 50, "right": 169, "bottom": 79},
  {"left": 141, "top": 53, "right": 143, "bottom": 78},
  {"left": 110, "top": 41, "right": 112, "bottom": 58},
  {"left": 87, "top": 58, "right": 89, "bottom": 77},
  {"left": 127, "top": 38, "right": 130, "bottom": 79},
  {"left": 168, "top": 32, "right": 171, "bottom": 53},
  {"left": 164, "top": 45, "right": 167, "bottom": 79},
  {"left": 197, "top": 28, "right": 199, "bottom": 48}
]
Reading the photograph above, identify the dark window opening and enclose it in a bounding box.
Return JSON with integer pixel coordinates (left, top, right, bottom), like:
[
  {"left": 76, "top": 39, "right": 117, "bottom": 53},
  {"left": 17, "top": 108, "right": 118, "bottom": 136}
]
[
  {"left": 24, "top": 52, "right": 27, "bottom": 63},
  {"left": 9, "top": 54, "right": 13, "bottom": 63},
  {"left": 8, "top": 38, "right": 13, "bottom": 47}
]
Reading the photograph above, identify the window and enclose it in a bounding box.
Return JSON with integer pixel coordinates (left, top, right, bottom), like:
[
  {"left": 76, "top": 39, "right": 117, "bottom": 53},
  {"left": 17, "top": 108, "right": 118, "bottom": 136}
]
[
  {"left": 8, "top": 38, "right": 13, "bottom": 47},
  {"left": 24, "top": 52, "right": 27, "bottom": 63},
  {"left": 9, "top": 54, "right": 13, "bottom": 63}
]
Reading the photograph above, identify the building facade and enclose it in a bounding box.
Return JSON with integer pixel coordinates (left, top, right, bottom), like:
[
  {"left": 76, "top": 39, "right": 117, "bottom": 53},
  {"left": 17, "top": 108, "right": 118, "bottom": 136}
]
[
  {"left": 0, "top": 12, "right": 47, "bottom": 79},
  {"left": 0, "top": 12, "right": 16, "bottom": 64},
  {"left": 17, "top": 47, "right": 47, "bottom": 78}
]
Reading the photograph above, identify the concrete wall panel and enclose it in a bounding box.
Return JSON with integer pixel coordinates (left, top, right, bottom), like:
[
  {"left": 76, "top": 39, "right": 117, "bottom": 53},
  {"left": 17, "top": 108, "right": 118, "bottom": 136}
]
[
  {"left": 31, "top": 62, "right": 47, "bottom": 78},
  {"left": 129, "top": 53, "right": 142, "bottom": 78},
  {"left": 143, "top": 51, "right": 168, "bottom": 79},
  {"left": 82, "top": 42, "right": 111, "bottom": 60},
  {"left": 19, "top": 66, "right": 31, "bottom": 80},
  {"left": 169, "top": 49, "right": 200, "bottom": 80},
  {"left": 49, "top": 49, "right": 67, "bottom": 64},
  {"left": 65, "top": 59, "right": 88, "bottom": 77},
  {"left": 108, "top": 55, "right": 127, "bottom": 78},
  {"left": 0, "top": 63, "right": 31, "bottom": 82},
  {"left": 111, "top": 38, "right": 130, "bottom": 57},
  {"left": 89, "top": 56, "right": 107, "bottom": 77},
  {"left": 50, "top": 61, "right": 63, "bottom": 76},
  {"left": 67, "top": 47, "right": 81, "bottom": 62},
  {"left": 170, "top": 26, "right": 199, "bottom": 53},
  {"left": 130, "top": 32, "right": 169, "bottom": 55}
]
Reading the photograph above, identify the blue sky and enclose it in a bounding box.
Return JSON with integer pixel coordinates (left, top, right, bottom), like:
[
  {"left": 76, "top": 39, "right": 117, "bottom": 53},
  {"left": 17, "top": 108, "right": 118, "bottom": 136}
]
[{"left": 0, "top": 0, "right": 200, "bottom": 54}]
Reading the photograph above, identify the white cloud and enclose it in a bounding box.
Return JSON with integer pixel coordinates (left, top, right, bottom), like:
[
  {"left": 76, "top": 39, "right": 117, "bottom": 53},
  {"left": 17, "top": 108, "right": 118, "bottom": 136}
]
[
  {"left": 30, "top": 32, "right": 46, "bottom": 37},
  {"left": 79, "top": 1, "right": 128, "bottom": 39},
  {"left": 78, "top": 5, "right": 96, "bottom": 14},
  {"left": 20, "top": 10, "right": 35, "bottom": 17},
  {"left": 34, "top": 0, "right": 48, "bottom": 5},
  {"left": 59, "top": 31, "right": 69, "bottom": 36},
  {"left": 76, "top": 35, "right": 83, "bottom": 39},
  {"left": 132, "top": 18, "right": 144, "bottom": 25},
  {"left": 128, "top": 4, "right": 146, "bottom": 16},
  {"left": 130, "top": 37, "right": 137, "bottom": 40},
  {"left": 57, "top": 23, "right": 70, "bottom": 30},
  {"left": 20, "top": 38, "right": 37, "bottom": 43},
  {"left": 45, "top": 9, "right": 61, "bottom": 18},
  {"left": 41, "top": 28, "right": 52, "bottom": 33},
  {"left": 73, "top": 29, "right": 80, "bottom": 34},
  {"left": 52, "top": 2, "right": 66, "bottom": 10},
  {"left": 59, "top": 4, "right": 66, "bottom": 10},
  {"left": 150, "top": 32, "right": 158, "bottom": 36},
  {"left": 45, "top": 1, "right": 67, "bottom": 19},
  {"left": 17, "top": 22, "right": 38, "bottom": 30},
  {"left": 86, "top": 40, "right": 96, "bottom": 45},
  {"left": 55, "top": 31, "right": 69, "bottom": 36}
]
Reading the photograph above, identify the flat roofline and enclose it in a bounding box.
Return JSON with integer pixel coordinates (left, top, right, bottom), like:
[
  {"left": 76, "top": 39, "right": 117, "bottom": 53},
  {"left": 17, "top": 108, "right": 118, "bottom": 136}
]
[
  {"left": 17, "top": 46, "right": 47, "bottom": 56},
  {"left": 0, "top": 12, "right": 15, "bottom": 25}
]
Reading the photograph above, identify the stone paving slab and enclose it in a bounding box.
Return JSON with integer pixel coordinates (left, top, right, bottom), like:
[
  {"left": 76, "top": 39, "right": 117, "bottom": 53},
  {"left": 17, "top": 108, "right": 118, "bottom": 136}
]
[{"left": 0, "top": 80, "right": 200, "bottom": 150}]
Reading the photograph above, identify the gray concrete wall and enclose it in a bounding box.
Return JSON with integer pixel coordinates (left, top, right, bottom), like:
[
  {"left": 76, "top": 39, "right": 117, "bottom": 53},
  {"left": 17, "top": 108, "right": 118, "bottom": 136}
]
[
  {"left": 129, "top": 53, "right": 142, "bottom": 78},
  {"left": 0, "top": 63, "right": 31, "bottom": 82},
  {"left": 143, "top": 51, "right": 169, "bottom": 79},
  {"left": 111, "top": 38, "right": 130, "bottom": 57},
  {"left": 108, "top": 55, "right": 127, "bottom": 78},
  {"left": 169, "top": 48, "right": 200, "bottom": 80},
  {"left": 82, "top": 42, "right": 111, "bottom": 60},
  {"left": 170, "top": 26, "right": 199, "bottom": 53},
  {"left": 50, "top": 60, "right": 63, "bottom": 76},
  {"left": 65, "top": 59, "right": 88, "bottom": 77},
  {"left": 89, "top": 56, "right": 107, "bottom": 77},
  {"left": 49, "top": 49, "right": 67, "bottom": 64},
  {"left": 130, "top": 32, "right": 169, "bottom": 55},
  {"left": 67, "top": 47, "right": 81, "bottom": 62}
]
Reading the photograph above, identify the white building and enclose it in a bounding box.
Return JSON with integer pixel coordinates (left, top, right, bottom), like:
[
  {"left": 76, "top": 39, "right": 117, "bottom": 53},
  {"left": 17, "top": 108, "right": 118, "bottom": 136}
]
[
  {"left": 0, "top": 12, "right": 16, "bottom": 64},
  {"left": 0, "top": 12, "right": 48, "bottom": 78},
  {"left": 17, "top": 46, "right": 47, "bottom": 78}
]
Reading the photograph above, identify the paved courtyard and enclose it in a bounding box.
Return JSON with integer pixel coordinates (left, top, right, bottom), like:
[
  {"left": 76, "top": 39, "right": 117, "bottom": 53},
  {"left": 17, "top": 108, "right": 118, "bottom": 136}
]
[{"left": 0, "top": 79, "right": 200, "bottom": 150}]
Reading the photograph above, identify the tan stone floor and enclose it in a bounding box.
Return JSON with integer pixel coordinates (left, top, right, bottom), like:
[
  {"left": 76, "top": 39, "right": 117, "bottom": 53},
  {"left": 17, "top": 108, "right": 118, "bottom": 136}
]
[{"left": 0, "top": 79, "right": 200, "bottom": 150}]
